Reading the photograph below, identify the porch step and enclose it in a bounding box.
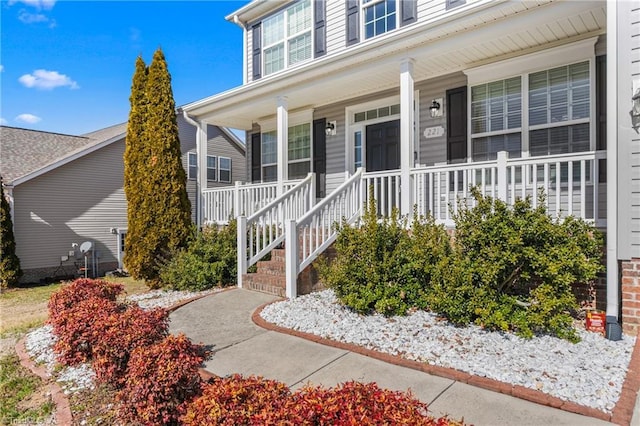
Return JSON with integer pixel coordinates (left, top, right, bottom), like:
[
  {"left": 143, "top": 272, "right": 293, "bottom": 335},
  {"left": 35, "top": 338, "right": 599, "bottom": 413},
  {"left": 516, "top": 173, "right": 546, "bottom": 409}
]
[{"left": 242, "top": 272, "right": 286, "bottom": 298}]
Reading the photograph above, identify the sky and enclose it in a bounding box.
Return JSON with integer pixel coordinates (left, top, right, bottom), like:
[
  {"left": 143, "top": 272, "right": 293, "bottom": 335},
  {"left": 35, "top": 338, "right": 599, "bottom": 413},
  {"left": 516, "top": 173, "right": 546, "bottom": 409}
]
[{"left": 1, "top": 0, "right": 249, "bottom": 137}]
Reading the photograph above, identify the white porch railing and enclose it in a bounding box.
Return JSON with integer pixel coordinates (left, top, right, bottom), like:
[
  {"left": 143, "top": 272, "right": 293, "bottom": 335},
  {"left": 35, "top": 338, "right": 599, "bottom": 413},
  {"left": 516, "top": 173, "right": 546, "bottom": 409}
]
[
  {"left": 411, "top": 150, "right": 606, "bottom": 227},
  {"left": 285, "top": 169, "right": 364, "bottom": 299},
  {"left": 202, "top": 180, "right": 301, "bottom": 224},
  {"left": 237, "top": 173, "right": 315, "bottom": 288}
]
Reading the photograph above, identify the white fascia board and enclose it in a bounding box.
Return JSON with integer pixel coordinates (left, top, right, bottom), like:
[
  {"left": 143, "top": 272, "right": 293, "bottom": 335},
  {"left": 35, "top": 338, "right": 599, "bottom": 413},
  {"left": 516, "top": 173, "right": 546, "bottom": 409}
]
[{"left": 12, "top": 133, "right": 126, "bottom": 187}]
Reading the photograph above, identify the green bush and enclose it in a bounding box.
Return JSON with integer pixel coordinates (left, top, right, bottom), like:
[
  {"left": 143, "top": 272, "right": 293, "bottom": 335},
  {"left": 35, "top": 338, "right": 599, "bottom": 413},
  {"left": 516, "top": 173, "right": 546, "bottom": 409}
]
[
  {"left": 160, "top": 221, "right": 237, "bottom": 291},
  {"left": 320, "top": 191, "right": 450, "bottom": 316},
  {"left": 426, "top": 188, "right": 603, "bottom": 342}
]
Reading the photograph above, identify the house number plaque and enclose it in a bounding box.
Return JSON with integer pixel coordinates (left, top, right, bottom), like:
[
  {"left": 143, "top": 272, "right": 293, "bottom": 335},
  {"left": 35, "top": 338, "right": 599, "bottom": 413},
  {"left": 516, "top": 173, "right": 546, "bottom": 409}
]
[{"left": 423, "top": 126, "right": 445, "bottom": 139}]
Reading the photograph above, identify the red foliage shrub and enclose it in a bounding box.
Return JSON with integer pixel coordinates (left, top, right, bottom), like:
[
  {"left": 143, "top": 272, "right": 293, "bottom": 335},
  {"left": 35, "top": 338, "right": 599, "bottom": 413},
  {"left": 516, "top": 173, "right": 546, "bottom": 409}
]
[
  {"left": 48, "top": 278, "right": 124, "bottom": 325},
  {"left": 181, "top": 375, "right": 291, "bottom": 425},
  {"left": 52, "top": 296, "right": 122, "bottom": 365},
  {"left": 91, "top": 305, "right": 169, "bottom": 388},
  {"left": 117, "top": 333, "right": 209, "bottom": 426}
]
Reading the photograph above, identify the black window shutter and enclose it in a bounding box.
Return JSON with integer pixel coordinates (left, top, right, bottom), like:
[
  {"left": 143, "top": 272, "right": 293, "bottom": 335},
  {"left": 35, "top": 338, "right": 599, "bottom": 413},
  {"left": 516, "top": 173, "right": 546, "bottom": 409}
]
[
  {"left": 446, "top": 86, "right": 467, "bottom": 163},
  {"left": 314, "top": 0, "right": 327, "bottom": 57},
  {"left": 313, "top": 118, "right": 327, "bottom": 198},
  {"left": 346, "top": 0, "right": 359, "bottom": 47},
  {"left": 251, "top": 132, "right": 261, "bottom": 182},
  {"left": 252, "top": 23, "right": 262, "bottom": 80},
  {"left": 400, "top": 0, "right": 417, "bottom": 27},
  {"left": 596, "top": 55, "right": 606, "bottom": 151}
]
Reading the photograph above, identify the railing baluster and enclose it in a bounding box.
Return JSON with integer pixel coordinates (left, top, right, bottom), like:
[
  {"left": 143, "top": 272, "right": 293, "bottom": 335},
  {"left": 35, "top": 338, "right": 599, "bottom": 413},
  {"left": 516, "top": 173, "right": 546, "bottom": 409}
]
[
  {"left": 581, "top": 160, "right": 586, "bottom": 219},
  {"left": 555, "top": 161, "right": 561, "bottom": 218}
]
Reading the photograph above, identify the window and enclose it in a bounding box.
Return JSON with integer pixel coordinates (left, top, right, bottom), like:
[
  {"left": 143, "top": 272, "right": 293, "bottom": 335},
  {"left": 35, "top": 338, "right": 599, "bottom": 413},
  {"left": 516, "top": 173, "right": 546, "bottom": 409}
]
[
  {"left": 187, "top": 153, "right": 197, "bottom": 180},
  {"left": 288, "top": 123, "right": 311, "bottom": 179},
  {"left": 263, "top": 0, "right": 312, "bottom": 76},
  {"left": 363, "top": 0, "right": 396, "bottom": 40},
  {"left": 528, "top": 61, "right": 590, "bottom": 156},
  {"left": 262, "top": 131, "right": 278, "bottom": 182},
  {"left": 207, "top": 155, "right": 217, "bottom": 181},
  {"left": 470, "top": 77, "right": 522, "bottom": 161},
  {"left": 446, "top": 0, "right": 466, "bottom": 10},
  {"left": 219, "top": 157, "right": 231, "bottom": 183},
  {"left": 354, "top": 131, "right": 362, "bottom": 169}
]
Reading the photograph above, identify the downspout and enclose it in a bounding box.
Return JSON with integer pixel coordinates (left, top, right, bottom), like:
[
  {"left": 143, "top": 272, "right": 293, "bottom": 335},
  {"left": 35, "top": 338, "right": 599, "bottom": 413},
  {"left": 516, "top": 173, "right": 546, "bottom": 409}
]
[
  {"left": 233, "top": 15, "right": 248, "bottom": 85},
  {"left": 605, "top": 0, "right": 622, "bottom": 341},
  {"left": 181, "top": 109, "right": 206, "bottom": 229}
]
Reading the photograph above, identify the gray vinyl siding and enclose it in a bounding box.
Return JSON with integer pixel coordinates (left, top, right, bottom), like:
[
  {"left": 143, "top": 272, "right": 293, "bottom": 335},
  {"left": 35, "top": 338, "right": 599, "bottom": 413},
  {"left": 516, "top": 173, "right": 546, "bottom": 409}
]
[
  {"left": 13, "top": 140, "right": 127, "bottom": 273},
  {"left": 618, "top": 1, "right": 640, "bottom": 258},
  {"left": 416, "top": 71, "right": 467, "bottom": 166},
  {"left": 247, "top": 29, "right": 253, "bottom": 84},
  {"left": 326, "top": 0, "right": 346, "bottom": 56},
  {"left": 178, "top": 116, "right": 198, "bottom": 222}
]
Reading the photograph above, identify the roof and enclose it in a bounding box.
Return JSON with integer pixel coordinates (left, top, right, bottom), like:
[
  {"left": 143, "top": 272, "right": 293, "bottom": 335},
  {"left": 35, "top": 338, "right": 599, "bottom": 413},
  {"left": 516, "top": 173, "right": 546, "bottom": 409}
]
[{"left": 0, "top": 123, "right": 127, "bottom": 185}]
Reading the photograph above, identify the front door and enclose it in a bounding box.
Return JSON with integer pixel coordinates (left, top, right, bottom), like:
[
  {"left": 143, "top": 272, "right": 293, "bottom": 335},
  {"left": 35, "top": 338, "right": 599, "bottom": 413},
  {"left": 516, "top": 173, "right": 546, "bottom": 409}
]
[{"left": 366, "top": 120, "right": 400, "bottom": 172}]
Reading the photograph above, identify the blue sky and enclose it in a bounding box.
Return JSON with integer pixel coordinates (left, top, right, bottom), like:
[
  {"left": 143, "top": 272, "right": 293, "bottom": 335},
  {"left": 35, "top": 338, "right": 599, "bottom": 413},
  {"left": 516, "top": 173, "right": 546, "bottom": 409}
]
[{"left": 1, "top": 0, "right": 249, "bottom": 136}]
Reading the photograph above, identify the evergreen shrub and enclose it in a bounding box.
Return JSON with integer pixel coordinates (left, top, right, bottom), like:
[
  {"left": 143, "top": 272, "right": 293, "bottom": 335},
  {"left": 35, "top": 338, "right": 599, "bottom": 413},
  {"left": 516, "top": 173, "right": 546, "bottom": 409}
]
[
  {"left": 426, "top": 188, "right": 603, "bottom": 342},
  {"left": 0, "top": 176, "right": 22, "bottom": 290},
  {"left": 160, "top": 221, "right": 237, "bottom": 290}
]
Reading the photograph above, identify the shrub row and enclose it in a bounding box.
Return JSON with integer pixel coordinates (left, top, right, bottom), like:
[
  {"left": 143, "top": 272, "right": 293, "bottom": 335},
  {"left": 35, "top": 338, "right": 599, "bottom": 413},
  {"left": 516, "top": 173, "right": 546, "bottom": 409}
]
[
  {"left": 48, "top": 278, "right": 209, "bottom": 425},
  {"left": 181, "top": 376, "right": 465, "bottom": 426},
  {"left": 321, "top": 188, "right": 603, "bottom": 342}
]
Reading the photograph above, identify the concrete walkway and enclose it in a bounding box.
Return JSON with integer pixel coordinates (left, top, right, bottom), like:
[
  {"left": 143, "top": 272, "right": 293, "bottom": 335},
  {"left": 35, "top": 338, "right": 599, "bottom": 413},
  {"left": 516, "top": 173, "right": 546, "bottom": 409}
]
[{"left": 170, "top": 288, "right": 615, "bottom": 426}]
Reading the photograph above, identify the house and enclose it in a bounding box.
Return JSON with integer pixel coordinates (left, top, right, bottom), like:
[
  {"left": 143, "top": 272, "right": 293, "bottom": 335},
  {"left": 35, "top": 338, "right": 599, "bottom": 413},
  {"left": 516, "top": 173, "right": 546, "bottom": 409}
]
[
  {"left": 0, "top": 115, "right": 245, "bottom": 284},
  {"left": 181, "top": 0, "right": 638, "bottom": 337}
]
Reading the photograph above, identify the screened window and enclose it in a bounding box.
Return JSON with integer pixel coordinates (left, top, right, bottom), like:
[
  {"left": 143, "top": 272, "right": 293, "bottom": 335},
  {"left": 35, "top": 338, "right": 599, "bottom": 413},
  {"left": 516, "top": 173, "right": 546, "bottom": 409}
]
[
  {"left": 470, "top": 77, "right": 522, "bottom": 160},
  {"left": 206, "top": 155, "right": 217, "bottom": 181},
  {"left": 288, "top": 123, "right": 311, "bottom": 179},
  {"left": 219, "top": 157, "right": 231, "bottom": 183},
  {"left": 363, "top": 0, "right": 397, "bottom": 40},
  {"left": 187, "top": 153, "right": 197, "bottom": 180},
  {"left": 262, "top": 131, "right": 277, "bottom": 182},
  {"left": 263, "top": 0, "right": 312, "bottom": 76}
]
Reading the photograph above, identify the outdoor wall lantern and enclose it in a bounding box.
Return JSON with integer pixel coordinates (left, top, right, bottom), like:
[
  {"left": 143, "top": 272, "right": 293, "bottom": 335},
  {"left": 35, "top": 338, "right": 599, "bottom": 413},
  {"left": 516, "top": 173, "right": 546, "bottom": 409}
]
[
  {"left": 325, "top": 121, "right": 337, "bottom": 136},
  {"left": 632, "top": 86, "right": 640, "bottom": 132},
  {"left": 430, "top": 99, "right": 442, "bottom": 118}
]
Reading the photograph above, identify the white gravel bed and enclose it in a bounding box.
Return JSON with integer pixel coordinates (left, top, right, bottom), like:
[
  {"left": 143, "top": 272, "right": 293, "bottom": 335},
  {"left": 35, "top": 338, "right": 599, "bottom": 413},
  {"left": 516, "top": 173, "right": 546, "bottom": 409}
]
[
  {"left": 24, "top": 289, "right": 217, "bottom": 396},
  {"left": 260, "top": 289, "right": 637, "bottom": 413}
]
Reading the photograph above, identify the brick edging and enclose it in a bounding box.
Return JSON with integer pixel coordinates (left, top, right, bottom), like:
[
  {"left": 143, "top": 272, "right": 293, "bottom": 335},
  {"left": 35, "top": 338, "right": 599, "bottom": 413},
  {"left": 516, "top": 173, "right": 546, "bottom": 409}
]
[
  {"left": 252, "top": 301, "right": 640, "bottom": 425},
  {"left": 15, "top": 337, "right": 73, "bottom": 426}
]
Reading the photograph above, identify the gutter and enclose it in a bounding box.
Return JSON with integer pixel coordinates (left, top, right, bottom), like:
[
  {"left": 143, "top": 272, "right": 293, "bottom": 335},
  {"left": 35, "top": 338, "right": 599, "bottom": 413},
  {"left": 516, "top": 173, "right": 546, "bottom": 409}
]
[{"left": 179, "top": 109, "right": 205, "bottom": 228}]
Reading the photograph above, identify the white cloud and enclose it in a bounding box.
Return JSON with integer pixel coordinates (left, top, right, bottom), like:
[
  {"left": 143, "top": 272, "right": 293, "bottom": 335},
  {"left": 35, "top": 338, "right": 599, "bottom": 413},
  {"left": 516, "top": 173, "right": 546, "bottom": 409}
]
[
  {"left": 19, "top": 69, "right": 79, "bottom": 90},
  {"left": 18, "top": 10, "right": 49, "bottom": 24},
  {"left": 9, "top": 0, "right": 56, "bottom": 10},
  {"left": 0, "top": 65, "right": 4, "bottom": 72},
  {"left": 0, "top": 118, "right": 8, "bottom": 125},
  {"left": 15, "top": 114, "right": 42, "bottom": 124}
]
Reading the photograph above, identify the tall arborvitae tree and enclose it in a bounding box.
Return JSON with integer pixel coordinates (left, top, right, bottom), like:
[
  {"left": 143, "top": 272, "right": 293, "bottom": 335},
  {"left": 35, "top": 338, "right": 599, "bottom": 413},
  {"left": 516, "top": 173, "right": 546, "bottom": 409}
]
[
  {"left": 123, "top": 56, "right": 149, "bottom": 281},
  {"left": 0, "top": 176, "right": 22, "bottom": 291},
  {"left": 124, "top": 48, "right": 192, "bottom": 286}
]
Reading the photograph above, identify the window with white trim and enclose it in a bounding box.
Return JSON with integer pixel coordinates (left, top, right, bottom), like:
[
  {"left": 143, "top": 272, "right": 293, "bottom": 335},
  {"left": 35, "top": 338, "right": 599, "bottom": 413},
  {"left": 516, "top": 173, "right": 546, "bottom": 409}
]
[
  {"left": 261, "top": 131, "right": 278, "bottom": 182},
  {"left": 206, "top": 155, "right": 217, "bottom": 181},
  {"left": 354, "top": 131, "right": 362, "bottom": 169},
  {"left": 363, "top": 0, "right": 397, "bottom": 40},
  {"left": 219, "top": 157, "right": 231, "bottom": 183},
  {"left": 263, "top": 0, "right": 312, "bottom": 76},
  {"left": 471, "top": 77, "right": 522, "bottom": 161},
  {"left": 288, "top": 123, "right": 311, "bottom": 179},
  {"left": 187, "top": 152, "right": 197, "bottom": 180}
]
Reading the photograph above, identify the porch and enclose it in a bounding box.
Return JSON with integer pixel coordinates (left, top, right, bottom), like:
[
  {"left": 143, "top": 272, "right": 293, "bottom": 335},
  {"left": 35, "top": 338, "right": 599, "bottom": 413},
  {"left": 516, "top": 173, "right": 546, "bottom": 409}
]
[{"left": 203, "top": 149, "right": 606, "bottom": 298}]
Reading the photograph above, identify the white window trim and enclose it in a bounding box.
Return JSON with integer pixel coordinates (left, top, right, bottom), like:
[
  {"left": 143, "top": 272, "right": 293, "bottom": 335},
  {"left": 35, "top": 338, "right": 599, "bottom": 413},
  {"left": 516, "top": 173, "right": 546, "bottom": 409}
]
[
  {"left": 465, "top": 39, "right": 597, "bottom": 160},
  {"left": 262, "top": 0, "right": 314, "bottom": 77},
  {"left": 260, "top": 130, "right": 278, "bottom": 182},
  {"left": 187, "top": 152, "right": 197, "bottom": 180},
  {"left": 206, "top": 155, "right": 218, "bottom": 182},
  {"left": 218, "top": 156, "right": 232, "bottom": 183},
  {"left": 360, "top": 0, "right": 400, "bottom": 41}
]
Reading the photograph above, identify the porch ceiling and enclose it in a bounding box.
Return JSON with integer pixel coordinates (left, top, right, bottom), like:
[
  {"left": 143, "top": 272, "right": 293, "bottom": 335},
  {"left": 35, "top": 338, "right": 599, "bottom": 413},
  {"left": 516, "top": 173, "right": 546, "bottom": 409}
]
[{"left": 184, "top": 0, "right": 605, "bottom": 130}]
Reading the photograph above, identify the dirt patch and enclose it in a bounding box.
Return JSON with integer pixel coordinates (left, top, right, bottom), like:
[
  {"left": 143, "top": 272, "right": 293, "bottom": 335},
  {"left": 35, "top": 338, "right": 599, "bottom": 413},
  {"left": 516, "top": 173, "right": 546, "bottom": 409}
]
[{"left": 0, "top": 336, "right": 18, "bottom": 357}]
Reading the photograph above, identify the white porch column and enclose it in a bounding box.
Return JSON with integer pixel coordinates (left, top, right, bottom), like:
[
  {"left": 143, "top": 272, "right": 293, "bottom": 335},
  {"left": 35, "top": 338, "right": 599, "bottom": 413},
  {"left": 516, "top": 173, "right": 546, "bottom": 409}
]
[
  {"left": 195, "top": 120, "right": 208, "bottom": 228},
  {"left": 400, "top": 58, "right": 415, "bottom": 217},
  {"left": 277, "top": 96, "right": 289, "bottom": 196}
]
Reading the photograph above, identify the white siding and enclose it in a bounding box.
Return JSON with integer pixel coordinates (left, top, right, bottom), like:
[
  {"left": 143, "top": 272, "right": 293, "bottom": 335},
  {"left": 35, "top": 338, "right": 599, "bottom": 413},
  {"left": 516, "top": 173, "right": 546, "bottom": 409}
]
[
  {"left": 247, "top": 28, "right": 254, "bottom": 83},
  {"left": 326, "top": 0, "right": 346, "bottom": 57},
  {"left": 618, "top": 1, "right": 640, "bottom": 258},
  {"left": 417, "top": 0, "right": 482, "bottom": 23}
]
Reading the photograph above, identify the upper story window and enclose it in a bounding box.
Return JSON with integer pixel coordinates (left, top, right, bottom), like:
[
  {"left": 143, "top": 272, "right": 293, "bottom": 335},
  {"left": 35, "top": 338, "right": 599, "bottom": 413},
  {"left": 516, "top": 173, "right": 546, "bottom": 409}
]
[
  {"left": 363, "top": 0, "right": 397, "bottom": 40},
  {"left": 263, "top": 0, "right": 312, "bottom": 76}
]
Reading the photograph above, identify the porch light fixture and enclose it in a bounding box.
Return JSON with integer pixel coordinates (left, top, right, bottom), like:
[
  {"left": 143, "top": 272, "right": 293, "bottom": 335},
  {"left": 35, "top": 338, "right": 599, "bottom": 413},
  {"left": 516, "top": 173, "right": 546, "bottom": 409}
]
[
  {"left": 429, "top": 99, "right": 442, "bottom": 118},
  {"left": 325, "top": 121, "right": 337, "bottom": 136},
  {"left": 632, "top": 87, "right": 640, "bottom": 131}
]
